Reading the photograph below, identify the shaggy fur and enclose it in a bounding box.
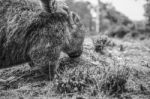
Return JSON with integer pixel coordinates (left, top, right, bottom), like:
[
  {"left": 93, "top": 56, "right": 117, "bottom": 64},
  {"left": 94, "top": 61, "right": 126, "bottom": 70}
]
[{"left": 0, "top": 0, "right": 85, "bottom": 80}]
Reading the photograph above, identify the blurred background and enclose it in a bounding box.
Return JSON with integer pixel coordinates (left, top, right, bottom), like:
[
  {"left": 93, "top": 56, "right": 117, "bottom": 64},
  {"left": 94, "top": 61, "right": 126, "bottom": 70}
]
[{"left": 63, "top": 0, "right": 150, "bottom": 39}]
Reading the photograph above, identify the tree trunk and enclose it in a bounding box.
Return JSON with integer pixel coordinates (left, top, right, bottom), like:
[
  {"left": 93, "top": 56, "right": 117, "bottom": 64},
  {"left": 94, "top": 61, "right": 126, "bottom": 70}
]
[{"left": 96, "top": 0, "right": 101, "bottom": 33}]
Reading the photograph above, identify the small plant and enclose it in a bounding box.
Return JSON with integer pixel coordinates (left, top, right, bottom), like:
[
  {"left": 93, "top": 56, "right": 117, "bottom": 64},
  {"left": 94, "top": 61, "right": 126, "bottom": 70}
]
[
  {"left": 98, "top": 60, "right": 130, "bottom": 96},
  {"left": 93, "top": 36, "right": 114, "bottom": 54}
]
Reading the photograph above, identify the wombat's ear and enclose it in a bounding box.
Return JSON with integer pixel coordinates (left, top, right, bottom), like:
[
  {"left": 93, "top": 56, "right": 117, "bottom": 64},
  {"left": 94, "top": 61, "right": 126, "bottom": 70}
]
[{"left": 39, "top": 0, "right": 56, "bottom": 13}]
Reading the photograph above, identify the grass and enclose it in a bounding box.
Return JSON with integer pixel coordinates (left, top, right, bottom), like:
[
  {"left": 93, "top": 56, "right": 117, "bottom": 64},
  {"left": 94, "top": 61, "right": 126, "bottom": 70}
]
[{"left": 0, "top": 36, "right": 150, "bottom": 99}]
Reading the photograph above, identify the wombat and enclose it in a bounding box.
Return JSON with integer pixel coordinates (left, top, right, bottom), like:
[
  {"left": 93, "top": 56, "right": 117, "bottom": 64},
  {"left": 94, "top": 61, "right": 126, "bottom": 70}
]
[{"left": 0, "top": 0, "right": 85, "bottom": 80}]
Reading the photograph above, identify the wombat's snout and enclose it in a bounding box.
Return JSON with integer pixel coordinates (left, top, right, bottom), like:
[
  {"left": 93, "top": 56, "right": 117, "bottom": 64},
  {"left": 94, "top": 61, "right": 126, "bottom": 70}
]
[{"left": 68, "top": 49, "right": 83, "bottom": 58}]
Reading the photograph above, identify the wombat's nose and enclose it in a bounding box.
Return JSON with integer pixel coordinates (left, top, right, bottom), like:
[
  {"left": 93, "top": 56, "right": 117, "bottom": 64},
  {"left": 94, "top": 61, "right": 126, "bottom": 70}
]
[{"left": 68, "top": 51, "right": 82, "bottom": 58}]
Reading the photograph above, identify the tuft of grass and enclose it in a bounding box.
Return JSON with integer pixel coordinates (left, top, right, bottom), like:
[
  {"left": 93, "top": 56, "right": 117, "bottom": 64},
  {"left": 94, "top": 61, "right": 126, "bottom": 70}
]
[
  {"left": 96, "top": 59, "right": 130, "bottom": 96},
  {"left": 93, "top": 35, "right": 115, "bottom": 54}
]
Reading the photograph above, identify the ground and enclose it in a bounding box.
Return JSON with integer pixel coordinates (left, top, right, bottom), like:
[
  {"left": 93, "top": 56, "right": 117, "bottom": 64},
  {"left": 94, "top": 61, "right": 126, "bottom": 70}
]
[{"left": 0, "top": 36, "right": 150, "bottom": 99}]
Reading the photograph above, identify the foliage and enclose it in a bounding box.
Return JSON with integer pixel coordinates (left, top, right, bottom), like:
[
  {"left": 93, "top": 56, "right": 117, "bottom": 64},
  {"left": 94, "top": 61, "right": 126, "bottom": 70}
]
[
  {"left": 93, "top": 36, "right": 115, "bottom": 54},
  {"left": 101, "top": 4, "right": 132, "bottom": 26},
  {"left": 107, "top": 25, "right": 130, "bottom": 38},
  {"left": 98, "top": 2, "right": 133, "bottom": 33},
  {"left": 144, "top": 0, "right": 150, "bottom": 25}
]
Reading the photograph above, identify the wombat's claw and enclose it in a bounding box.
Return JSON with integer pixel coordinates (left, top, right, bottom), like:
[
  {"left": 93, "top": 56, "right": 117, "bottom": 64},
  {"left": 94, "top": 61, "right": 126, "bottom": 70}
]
[
  {"left": 31, "top": 66, "right": 53, "bottom": 81},
  {"left": 0, "top": 79, "right": 9, "bottom": 84},
  {"left": 35, "top": 69, "right": 49, "bottom": 80}
]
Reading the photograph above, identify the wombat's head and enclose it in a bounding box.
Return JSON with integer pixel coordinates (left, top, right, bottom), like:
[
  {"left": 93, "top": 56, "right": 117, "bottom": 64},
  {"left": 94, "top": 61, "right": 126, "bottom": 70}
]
[
  {"left": 34, "top": 0, "right": 85, "bottom": 59},
  {"left": 63, "top": 11, "right": 85, "bottom": 58}
]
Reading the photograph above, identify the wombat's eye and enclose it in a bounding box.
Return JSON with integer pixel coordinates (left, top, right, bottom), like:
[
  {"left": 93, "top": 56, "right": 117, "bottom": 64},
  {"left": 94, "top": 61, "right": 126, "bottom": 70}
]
[{"left": 71, "top": 12, "right": 80, "bottom": 24}]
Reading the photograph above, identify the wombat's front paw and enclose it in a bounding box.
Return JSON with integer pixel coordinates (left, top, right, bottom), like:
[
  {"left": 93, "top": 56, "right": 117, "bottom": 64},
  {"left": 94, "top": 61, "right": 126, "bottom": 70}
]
[{"left": 39, "top": 66, "right": 54, "bottom": 81}]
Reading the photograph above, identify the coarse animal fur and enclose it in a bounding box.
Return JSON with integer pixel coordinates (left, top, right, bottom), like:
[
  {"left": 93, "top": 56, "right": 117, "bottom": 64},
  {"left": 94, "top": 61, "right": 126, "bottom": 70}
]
[{"left": 0, "top": 0, "right": 85, "bottom": 80}]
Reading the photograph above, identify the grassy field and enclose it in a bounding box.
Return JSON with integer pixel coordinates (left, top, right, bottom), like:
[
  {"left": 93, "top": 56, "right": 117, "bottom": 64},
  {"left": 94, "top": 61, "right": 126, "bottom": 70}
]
[{"left": 0, "top": 36, "right": 150, "bottom": 99}]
